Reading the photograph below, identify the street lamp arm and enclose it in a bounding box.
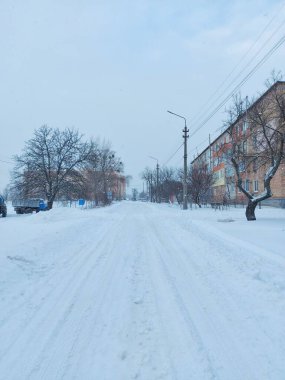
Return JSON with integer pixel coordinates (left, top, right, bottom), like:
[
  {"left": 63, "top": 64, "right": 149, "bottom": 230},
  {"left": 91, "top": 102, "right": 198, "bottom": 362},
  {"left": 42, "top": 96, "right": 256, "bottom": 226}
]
[
  {"left": 149, "top": 155, "right": 159, "bottom": 164},
  {"left": 167, "top": 110, "right": 187, "bottom": 123}
]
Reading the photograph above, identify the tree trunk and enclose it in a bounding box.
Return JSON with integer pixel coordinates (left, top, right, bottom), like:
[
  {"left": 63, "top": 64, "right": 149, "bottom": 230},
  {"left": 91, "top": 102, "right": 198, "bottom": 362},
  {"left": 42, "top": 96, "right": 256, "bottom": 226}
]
[
  {"left": 47, "top": 199, "right": 54, "bottom": 210},
  {"left": 245, "top": 200, "right": 257, "bottom": 221},
  {"left": 194, "top": 195, "right": 202, "bottom": 208}
]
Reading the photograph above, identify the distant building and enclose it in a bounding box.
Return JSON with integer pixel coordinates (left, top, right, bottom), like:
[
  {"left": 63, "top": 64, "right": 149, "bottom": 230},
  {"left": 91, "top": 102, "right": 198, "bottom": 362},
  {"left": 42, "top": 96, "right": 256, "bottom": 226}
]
[
  {"left": 112, "top": 172, "right": 126, "bottom": 200},
  {"left": 84, "top": 169, "right": 126, "bottom": 203}
]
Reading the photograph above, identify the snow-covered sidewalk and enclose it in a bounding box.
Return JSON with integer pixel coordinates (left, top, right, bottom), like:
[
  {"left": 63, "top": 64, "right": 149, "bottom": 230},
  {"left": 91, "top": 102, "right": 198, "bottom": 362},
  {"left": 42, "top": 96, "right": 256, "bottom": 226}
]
[{"left": 0, "top": 202, "right": 284, "bottom": 379}]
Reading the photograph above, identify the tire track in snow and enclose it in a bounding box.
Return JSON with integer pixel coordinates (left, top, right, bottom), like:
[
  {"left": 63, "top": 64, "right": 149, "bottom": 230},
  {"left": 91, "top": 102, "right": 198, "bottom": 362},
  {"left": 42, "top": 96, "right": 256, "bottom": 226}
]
[
  {"left": 0, "top": 216, "right": 118, "bottom": 333},
  {"left": 149, "top": 217, "right": 257, "bottom": 380},
  {"left": 125, "top": 218, "right": 179, "bottom": 380},
  {"left": 61, "top": 215, "right": 176, "bottom": 380},
  {"left": 171, "top": 218, "right": 285, "bottom": 378},
  {"left": 58, "top": 217, "right": 136, "bottom": 380},
  {"left": 28, "top": 215, "right": 130, "bottom": 380},
  {"left": 144, "top": 225, "right": 219, "bottom": 379},
  {"left": 1, "top": 202, "right": 283, "bottom": 379},
  {"left": 0, "top": 213, "right": 125, "bottom": 378}
]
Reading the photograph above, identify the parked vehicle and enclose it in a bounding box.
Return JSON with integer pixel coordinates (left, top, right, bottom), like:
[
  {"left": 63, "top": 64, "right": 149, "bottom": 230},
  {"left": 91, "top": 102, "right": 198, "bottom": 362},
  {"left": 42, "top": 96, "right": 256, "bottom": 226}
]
[
  {"left": 0, "top": 195, "right": 7, "bottom": 217},
  {"left": 12, "top": 198, "right": 47, "bottom": 214}
]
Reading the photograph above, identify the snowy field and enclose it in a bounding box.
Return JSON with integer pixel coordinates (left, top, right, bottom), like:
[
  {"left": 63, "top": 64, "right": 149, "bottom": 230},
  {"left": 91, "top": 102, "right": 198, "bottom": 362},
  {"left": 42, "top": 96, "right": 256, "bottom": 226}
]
[{"left": 0, "top": 201, "right": 284, "bottom": 380}]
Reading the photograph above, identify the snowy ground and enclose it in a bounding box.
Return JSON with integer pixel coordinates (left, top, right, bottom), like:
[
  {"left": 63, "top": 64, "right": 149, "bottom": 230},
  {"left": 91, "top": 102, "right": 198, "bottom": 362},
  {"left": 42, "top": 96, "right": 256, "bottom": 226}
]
[{"left": 0, "top": 202, "right": 284, "bottom": 380}]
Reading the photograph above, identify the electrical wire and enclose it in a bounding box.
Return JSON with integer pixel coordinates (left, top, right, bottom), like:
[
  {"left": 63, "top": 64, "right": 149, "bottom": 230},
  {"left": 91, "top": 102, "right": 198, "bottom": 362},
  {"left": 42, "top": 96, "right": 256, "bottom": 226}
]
[
  {"left": 191, "top": 3, "right": 285, "bottom": 126},
  {"left": 190, "top": 34, "right": 285, "bottom": 139},
  {"left": 162, "top": 143, "right": 184, "bottom": 166},
  {"left": 193, "top": 17, "right": 285, "bottom": 126}
]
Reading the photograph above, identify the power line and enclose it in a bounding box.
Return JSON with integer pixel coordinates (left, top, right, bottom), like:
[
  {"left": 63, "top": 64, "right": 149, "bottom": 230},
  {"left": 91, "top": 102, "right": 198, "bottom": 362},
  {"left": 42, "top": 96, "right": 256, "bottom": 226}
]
[
  {"left": 195, "top": 17, "right": 285, "bottom": 124},
  {"left": 162, "top": 143, "right": 184, "bottom": 166},
  {"left": 191, "top": 4, "right": 285, "bottom": 126},
  {"left": 165, "top": 31, "right": 285, "bottom": 168},
  {"left": 190, "top": 34, "right": 285, "bottom": 138}
]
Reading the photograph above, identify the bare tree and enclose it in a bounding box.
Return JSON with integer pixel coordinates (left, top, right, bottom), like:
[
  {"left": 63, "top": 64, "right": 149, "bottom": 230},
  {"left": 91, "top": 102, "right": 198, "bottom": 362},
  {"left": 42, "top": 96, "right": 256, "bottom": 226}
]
[
  {"left": 84, "top": 141, "right": 123, "bottom": 205},
  {"left": 159, "top": 167, "right": 182, "bottom": 203},
  {"left": 12, "top": 126, "right": 92, "bottom": 209},
  {"left": 223, "top": 77, "right": 285, "bottom": 220},
  {"left": 188, "top": 164, "right": 214, "bottom": 207},
  {"left": 141, "top": 167, "right": 155, "bottom": 202},
  {"left": 141, "top": 166, "right": 182, "bottom": 203}
]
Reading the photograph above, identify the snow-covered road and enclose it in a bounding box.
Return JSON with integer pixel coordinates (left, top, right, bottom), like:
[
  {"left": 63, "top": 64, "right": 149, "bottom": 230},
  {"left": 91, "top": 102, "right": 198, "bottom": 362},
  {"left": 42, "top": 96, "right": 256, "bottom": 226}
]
[{"left": 0, "top": 202, "right": 284, "bottom": 379}]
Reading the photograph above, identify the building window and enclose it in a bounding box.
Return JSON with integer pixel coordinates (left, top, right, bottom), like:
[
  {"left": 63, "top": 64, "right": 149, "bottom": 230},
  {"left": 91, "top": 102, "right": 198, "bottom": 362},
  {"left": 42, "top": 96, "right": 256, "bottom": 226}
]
[
  {"left": 239, "top": 161, "right": 245, "bottom": 172},
  {"left": 254, "top": 180, "right": 259, "bottom": 192},
  {"left": 245, "top": 179, "right": 250, "bottom": 191},
  {"left": 243, "top": 141, "right": 247, "bottom": 153},
  {"left": 252, "top": 135, "right": 257, "bottom": 149},
  {"left": 225, "top": 166, "right": 234, "bottom": 177},
  {"left": 237, "top": 143, "right": 241, "bottom": 154}
]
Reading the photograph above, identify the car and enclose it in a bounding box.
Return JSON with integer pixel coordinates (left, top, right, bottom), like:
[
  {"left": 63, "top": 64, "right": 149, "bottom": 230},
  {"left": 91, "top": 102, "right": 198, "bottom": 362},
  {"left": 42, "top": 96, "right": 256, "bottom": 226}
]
[{"left": 0, "top": 195, "right": 7, "bottom": 217}]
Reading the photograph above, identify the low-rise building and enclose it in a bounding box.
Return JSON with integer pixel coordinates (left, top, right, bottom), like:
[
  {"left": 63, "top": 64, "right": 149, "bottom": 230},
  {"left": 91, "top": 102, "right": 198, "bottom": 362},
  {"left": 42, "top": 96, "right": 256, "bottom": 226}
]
[{"left": 192, "top": 81, "right": 285, "bottom": 207}]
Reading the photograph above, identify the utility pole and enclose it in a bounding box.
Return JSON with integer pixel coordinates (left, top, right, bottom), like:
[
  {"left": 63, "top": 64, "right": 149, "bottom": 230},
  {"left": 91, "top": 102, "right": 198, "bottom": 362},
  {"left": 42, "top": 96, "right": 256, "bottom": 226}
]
[
  {"left": 182, "top": 121, "right": 189, "bottom": 210},
  {"left": 209, "top": 134, "right": 212, "bottom": 171},
  {"left": 149, "top": 156, "right": 160, "bottom": 203},
  {"left": 167, "top": 110, "right": 189, "bottom": 210},
  {"left": 209, "top": 134, "right": 213, "bottom": 203},
  {"left": 150, "top": 173, "right": 153, "bottom": 202},
  {"left": 156, "top": 161, "right": 160, "bottom": 203}
]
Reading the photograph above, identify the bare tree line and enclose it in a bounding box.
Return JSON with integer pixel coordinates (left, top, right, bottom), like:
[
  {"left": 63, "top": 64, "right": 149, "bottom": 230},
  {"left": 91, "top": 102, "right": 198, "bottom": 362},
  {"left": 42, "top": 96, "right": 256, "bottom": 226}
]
[
  {"left": 141, "top": 166, "right": 213, "bottom": 207},
  {"left": 10, "top": 125, "right": 124, "bottom": 209}
]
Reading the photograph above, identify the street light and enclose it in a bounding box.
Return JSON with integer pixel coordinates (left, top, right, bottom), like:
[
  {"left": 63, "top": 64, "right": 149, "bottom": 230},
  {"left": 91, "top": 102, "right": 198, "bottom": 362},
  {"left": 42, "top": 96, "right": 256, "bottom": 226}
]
[
  {"left": 167, "top": 110, "right": 189, "bottom": 210},
  {"left": 116, "top": 161, "right": 123, "bottom": 201},
  {"left": 149, "top": 156, "right": 160, "bottom": 203}
]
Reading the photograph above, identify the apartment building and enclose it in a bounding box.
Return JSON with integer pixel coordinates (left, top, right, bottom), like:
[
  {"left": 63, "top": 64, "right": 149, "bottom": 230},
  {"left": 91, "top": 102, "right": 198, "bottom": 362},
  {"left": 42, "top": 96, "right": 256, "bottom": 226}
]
[{"left": 192, "top": 81, "right": 285, "bottom": 207}]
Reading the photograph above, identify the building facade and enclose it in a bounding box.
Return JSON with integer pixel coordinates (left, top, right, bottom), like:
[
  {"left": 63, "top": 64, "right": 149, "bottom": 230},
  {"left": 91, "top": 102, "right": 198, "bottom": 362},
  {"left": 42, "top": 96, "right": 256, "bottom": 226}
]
[{"left": 192, "top": 81, "right": 285, "bottom": 207}]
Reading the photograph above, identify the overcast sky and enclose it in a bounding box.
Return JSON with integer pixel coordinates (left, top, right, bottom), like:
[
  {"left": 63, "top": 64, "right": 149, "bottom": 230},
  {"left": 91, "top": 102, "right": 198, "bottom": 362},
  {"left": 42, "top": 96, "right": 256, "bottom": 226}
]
[{"left": 0, "top": 0, "right": 284, "bottom": 192}]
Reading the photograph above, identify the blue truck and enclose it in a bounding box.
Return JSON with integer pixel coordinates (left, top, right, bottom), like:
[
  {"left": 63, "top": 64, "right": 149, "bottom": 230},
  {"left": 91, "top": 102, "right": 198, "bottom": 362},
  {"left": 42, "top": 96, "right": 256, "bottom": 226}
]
[{"left": 12, "top": 199, "right": 47, "bottom": 214}]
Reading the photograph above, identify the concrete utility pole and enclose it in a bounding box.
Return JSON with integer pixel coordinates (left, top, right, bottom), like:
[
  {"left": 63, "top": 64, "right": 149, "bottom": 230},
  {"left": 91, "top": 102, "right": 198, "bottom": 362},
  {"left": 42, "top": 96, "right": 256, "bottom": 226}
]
[
  {"left": 150, "top": 173, "right": 153, "bottom": 202},
  {"left": 149, "top": 156, "right": 160, "bottom": 203},
  {"left": 167, "top": 110, "right": 189, "bottom": 210},
  {"left": 156, "top": 161, "right": 160, "bottom": 203}
]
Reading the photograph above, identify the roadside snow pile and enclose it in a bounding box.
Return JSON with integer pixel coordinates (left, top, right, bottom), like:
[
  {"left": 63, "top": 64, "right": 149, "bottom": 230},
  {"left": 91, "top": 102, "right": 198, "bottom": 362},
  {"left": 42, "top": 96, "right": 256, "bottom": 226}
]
[{"left": 187, "top": 205, "right": 285, "bottom": 258}]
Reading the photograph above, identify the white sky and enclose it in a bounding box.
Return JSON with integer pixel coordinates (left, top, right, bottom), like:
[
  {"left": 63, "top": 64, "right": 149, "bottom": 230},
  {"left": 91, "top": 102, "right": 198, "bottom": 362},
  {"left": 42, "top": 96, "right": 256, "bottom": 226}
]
[{"left": 0, "top": 0, "right": 284, "bottom": 192}]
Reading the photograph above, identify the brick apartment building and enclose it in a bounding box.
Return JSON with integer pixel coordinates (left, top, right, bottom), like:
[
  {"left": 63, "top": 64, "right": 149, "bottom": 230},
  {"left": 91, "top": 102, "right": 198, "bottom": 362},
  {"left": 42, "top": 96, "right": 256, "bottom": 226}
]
[
  {"left": 83, "top": 170, "right": 126, "bottom": 202},
  {"left": 192, "top": 81, "right": 285, "bottom": 207}
]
